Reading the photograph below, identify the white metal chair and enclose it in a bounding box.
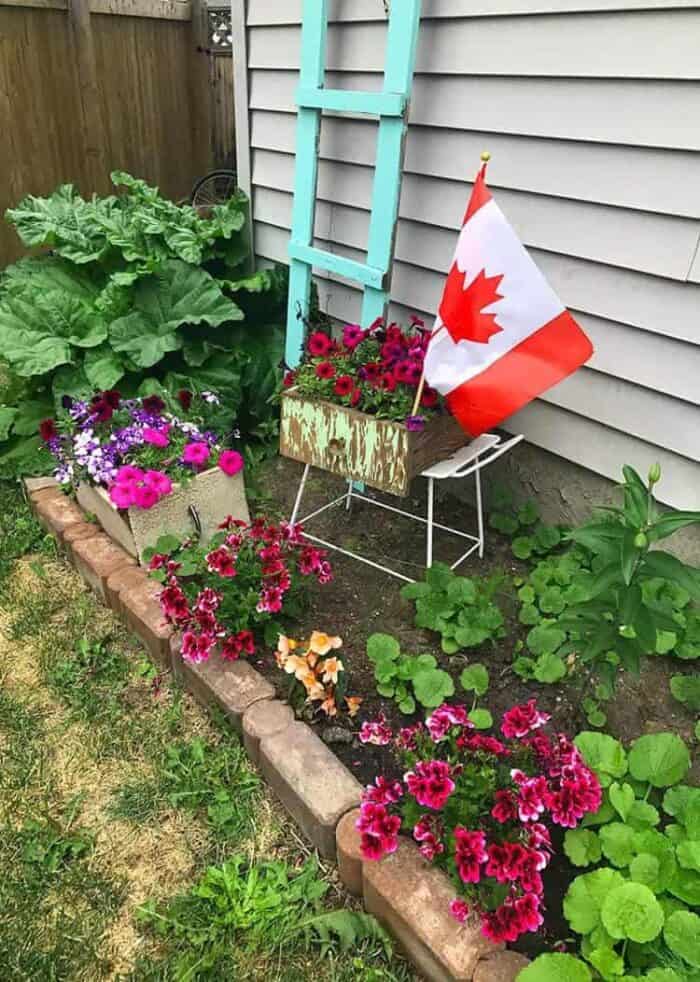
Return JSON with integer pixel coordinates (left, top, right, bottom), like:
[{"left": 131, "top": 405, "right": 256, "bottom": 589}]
[{"left": 289, "top": 432, "right": 525, "bottom": 583}]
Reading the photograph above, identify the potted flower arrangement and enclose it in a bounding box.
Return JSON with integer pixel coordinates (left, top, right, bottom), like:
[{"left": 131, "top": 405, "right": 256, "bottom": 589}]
[
  {"left": 149, "top": 517, "right": 333, "bottom": 661},
  {"left": 279, "top": 317, "right": 465, "bottom": 497},
  {"left": 41, "top": 389, "right": 248, "bottom": 561},
  {"left": 356, "top": 700, "right": 602, "bottom": 944}
]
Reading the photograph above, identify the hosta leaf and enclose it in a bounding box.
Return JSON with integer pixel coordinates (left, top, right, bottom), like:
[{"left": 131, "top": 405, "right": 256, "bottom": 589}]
[
  {"left": 518, "top": 953, "right": 592, "bottom": 982},
  {"left": 628, "top": 733, "right": 690, "bottom": 788},
  {"left": 601, "top": 882, "right": 664, "bottom": 943},
  {"left": 564, "top": 829, "right": 602, "bottom": 867},
  {"left": 563, "top": 868, "right": 625, "bottom": 935}
]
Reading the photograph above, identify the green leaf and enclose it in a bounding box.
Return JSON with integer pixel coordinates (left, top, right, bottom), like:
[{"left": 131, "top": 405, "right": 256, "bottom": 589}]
[
  {"left": 633, "top": 829, "right": 678, "bottom": 893},
  {"left": 517, "top": 953, "right": 592, "bottom": 982},
  {"left": 649, "top": 510, "right": 700, "bottom": 543},
  {"left": 626, "top": 801, "right": 660, "bottom": 830},
  {"left": 609, "top": 782, "right": 636, "bottom": 822},
  {"left": 512, "top": 656, "right": 536, "bottom": 679},
  {"left": 447, "top": 577, "right": 477, "bottom": 603},
  {"left": 518, "top": 584, "right": 536, "bottom": 604},
  {"left": 629, "top": 853, "right": 662, "bottom": 892},
  {"left": 0, "top": 407, "right": 18, "bottom": 441},
  {"left": 489, "top": 511, "right": 519, "bottom": 535},
  {"left": 670, "top": 675, "right": 700, "bottom": 711},
  {"left": 563, "top": 868, "right": 626, "bottom": 935},
  {"left": 412, "top": 669, "right": 454, "bottom": 709},
  {"left": 642, "top": 551, "right": 700, "bottom": 601},
  {"left": 400, "top": 581, "right": 431, "bottom": 601},
  {"left": 540, "top": 586, "right": 566, "bottom": 615},
  {"left": 533, "top": 652, "right": 567, "bottom": 683},
  {"left": 668, "top": 867, "right": 700, "bottom": 906},
  {"left": 664, "top": 910, "right": 700, "bottom": 968},
  {"left": 460, "top": 663, "right": 489, "bottom": 696},
  {"left": 676, "top": 841, "right": 700, "bottom": 873},
  {"left": 109, "top": 260, "right": 242, "bottom": 368},
  {"left": 600, "top": 822, "right": 636, "bottom": 868},
  {"left": 628, "top": 733, "right": 690, "bottom": 788},
  {"left": 663, "top": 786, "right": 700, "bottom": 838},
  {"left": 601, "top": 882, "right": 664, "bottom": 943},
  {"left": 367, "top": 634, "right": 401, "bottom": 664},
  {"left": 575, "top": 732, "right": 628, "bottom": 787},
  {"left": 512, "top": 535, "right": 534, "bottom": 559},
  {"left": 397, "top": 696, "right": 416, "bottom": 715},
  {"left": 588, "top": 947, "right": 625, "bottom": 979},
  {"left": 564, "top": 829, "right": 602, "bottom": 867},
  {"left": 519, "top": 604, "right": 541, "bottom": 626},
  {"left": 468, "top": 708, "right": 493, "bottom": 730},
  {"left": 376, "top": 683, "right": 395, "bottom": 698},
  {"left": 83, "top": 345, "right": 126, "bottom": 390},
  {"left": 527, "top": 621, "right": 567, "bottom": 656}
]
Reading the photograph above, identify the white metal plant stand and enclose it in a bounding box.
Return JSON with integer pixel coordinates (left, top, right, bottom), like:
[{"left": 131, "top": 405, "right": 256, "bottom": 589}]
[{"left": 289, "top": 433, "right": 525, "bottom": 583}]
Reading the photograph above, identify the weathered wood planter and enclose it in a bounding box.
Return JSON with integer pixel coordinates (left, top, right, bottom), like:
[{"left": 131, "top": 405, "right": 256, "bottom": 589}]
[
  {"left": 280, "top": 390, "right": 466, "bottom": 497},
  {"left": 76, "top": 467, "right": 250, "bottom": 562}
]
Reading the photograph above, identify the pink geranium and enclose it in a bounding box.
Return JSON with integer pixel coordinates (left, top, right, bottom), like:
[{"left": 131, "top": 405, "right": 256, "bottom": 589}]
[
  {"left": 405, "top": 760, "right": 455, "bottom": 811},
  {"left": 454, "top": 829, "right": 488, "bottom": 884},
  {"left": 218, "top": 450, "right": 244, "bottom": 476},
  {"left": 501, "top": 699, "right": 551, "bottom": 739},
  {"left": 359, "top": 715, "right": 393, "bottom": 747}
]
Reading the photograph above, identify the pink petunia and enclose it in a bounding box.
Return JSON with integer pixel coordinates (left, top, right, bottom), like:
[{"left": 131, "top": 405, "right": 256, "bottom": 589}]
[
  {"left": 133, "top": 484, "right": 159, "bottom": 510},
  {"left": 218, "top": 450, "right": 244, "bottom": 476},
  {"left": 144, "top": 470, "right": 173, "bottom": 497},
  {"left": 143, "top": 427, "right": 170, "bottom": 448},
  {"left": 110, "top": 482, "right": 136, "bottom": 509},
  {"left": 116, "top": 465, "right": 144, "bottom": 484},
  {"left": 183, "top": 442, "right": 211, "bottom": 469}
]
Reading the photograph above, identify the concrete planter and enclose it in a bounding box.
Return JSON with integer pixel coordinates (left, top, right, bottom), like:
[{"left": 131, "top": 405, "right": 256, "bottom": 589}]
[
  {"left": 280, "top": 390, "right": 465, "bottom": 497},
  {"left": 76, "top": 467, "right": 249, "bottom": 562}
]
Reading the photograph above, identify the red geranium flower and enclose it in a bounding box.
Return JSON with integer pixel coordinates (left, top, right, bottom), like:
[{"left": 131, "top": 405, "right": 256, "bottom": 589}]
[
  {"left": 315, "top": 361, "right": 336, "bottom": 380},
  {"left": 307, "top": 331, "right": 333, "bottom": 357},
  {"left": 334, "top": 375, "right": 354, "bottom": 397}
]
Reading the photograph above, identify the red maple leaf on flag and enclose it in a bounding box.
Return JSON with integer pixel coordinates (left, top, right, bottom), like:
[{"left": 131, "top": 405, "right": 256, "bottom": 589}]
[{"left": 439, "top": 264, "right": 505, "bottom": 344}]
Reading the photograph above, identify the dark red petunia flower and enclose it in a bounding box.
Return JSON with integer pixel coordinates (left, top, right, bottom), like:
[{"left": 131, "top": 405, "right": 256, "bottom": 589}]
[
  {"left": 333, "top": 374, "right": 354, "bottom": 397},
  {"left": 177, "top": 389, "right": 193, "bottom": 411},
  {"left": 315, "top": 361, "right": 336, "bottom": 380},
  {"left": 39, "top": 418, "right": 58, "bottom": 443},
  {"left": 142, "top": 395, "right": 166, "bottom": 415}
]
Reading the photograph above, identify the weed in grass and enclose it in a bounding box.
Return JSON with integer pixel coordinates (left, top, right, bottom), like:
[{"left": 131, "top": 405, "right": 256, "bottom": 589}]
[
  {"left": 132, "top": 855, "right": 391, "bottom": 981},
  {"left": 45, "top": 634, "right": 130, "bottom": 725},
  {"left": 110, "top": 733, "right": 262, "bottom": 840},
  {"left": 0, "top": 482, "right": 54, "bottom": 592}
]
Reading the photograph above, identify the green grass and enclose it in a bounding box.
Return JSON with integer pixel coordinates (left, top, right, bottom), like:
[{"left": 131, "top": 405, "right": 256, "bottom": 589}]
[{"left": 0, "top": 479, "right": 414, "bottom": 981}]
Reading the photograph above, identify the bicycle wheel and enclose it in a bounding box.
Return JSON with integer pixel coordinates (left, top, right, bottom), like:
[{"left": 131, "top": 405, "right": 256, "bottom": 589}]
[{"left": 190, "top": 169, "right": 238, "bottom": 208}]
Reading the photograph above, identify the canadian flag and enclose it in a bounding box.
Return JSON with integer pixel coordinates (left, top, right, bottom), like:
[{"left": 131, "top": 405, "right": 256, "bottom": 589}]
[{"left": 424, "top": 163, "right": 593, "bottom": 437}]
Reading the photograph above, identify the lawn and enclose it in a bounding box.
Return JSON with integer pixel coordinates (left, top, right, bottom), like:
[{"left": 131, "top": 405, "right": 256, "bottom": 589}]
[{"left": 0, "top": 481, "right": 412, "bottom": 982}]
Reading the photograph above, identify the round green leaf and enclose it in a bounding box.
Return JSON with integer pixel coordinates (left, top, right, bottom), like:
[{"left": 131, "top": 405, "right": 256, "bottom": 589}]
[
  {"left": 628, "top": 733, "right": 690, "bottom": 788},
  {"left": 367, "top": 633, "right": 401, "bottom": 664},
  {"left": 534, "top": 652, "right": 567, "bottom": 683},
  {"left": 412, "top": 669, "right": 454, "bottom": 709},
  {"left": 664, "top": 910, "right": 700, "bottom": 968},
  {"left": 677, "top": 840, "right": 700, "bottom": 873},
  {"left": 629, "top": 854, "right": 661, "bottom": 891},
  {"left": 644, "top": 970, "right": 684, "bottom": 982},
  {"left": 601, "top": 882, "right": 664, "bottom": 943},
  {"left": 600, "top": 823, "right": 636, "bottom": 868},
  {"left": 632, "top": 829, "right": 677, "bottom": 892},
  {"left": 575, "top": 732, "right": 628, "bottom": 787},
  {"left": 564, "top": 869, "right": 625, "bottom": 935},
  {"left": 517, "top": 953, "right": 592, "bottom": 982},
  {"left": 564, "top": 829, "right": 601, "bottom": 868},
  {"left": 519, "top": 604, "right": 541, "bottom": 626},
  {"left": 527, "top": 621, "right": 567, "bottom": 656},
  {"left": 588, "top": 947, "right": 625, "bottom": 979},
  {"left": 518, "top": 584, "right": 536, "bottom": 604},
  {"left": 468, "top": 708, "right": 493, "bottom": 730},
  {"left": 626, "top": 801, "right": 660, "bottom": 830},
  {"left": 670, "top": 674, "right": 700, "bottom": 711},
  {"left": 609, "top": 782, "right": 635, "bottom": 821},
  {"left": 512, "top": 536, "right": 534, "bottom": 560},
  {"left": 459, "top": 663, "right": 489, "bottom": 696},
  {"left": 667, "top": 867, "right": 700, "bottom": 906}
]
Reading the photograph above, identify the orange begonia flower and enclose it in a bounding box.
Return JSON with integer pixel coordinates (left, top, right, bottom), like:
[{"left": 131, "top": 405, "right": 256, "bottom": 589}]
[{"left": 309, "top": 631, "right": 343, "bottom": 656}]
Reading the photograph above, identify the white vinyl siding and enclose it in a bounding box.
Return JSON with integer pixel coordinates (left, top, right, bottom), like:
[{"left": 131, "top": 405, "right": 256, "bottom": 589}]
[{"left": 237, "top": 0, "right": 700, "bottom": 510}]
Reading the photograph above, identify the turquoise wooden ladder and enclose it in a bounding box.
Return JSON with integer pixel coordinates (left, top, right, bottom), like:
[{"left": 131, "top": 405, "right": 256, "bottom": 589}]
[{"left": 285, "top": 0, "right": 422, "bottom": 369}]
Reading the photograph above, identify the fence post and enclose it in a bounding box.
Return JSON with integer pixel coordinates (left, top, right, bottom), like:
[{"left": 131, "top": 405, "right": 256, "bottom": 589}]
[{"left": 68, "top": 0, "right": 109, "bottom": 192}]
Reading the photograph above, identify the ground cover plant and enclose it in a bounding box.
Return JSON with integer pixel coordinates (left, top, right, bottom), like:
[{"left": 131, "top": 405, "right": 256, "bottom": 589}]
[
  {"left": 283, "top": 316, "right": 443, "bottom": 428},
  {"left": 151, "top": 517, "right": 334, "bottom": 661},
  {"left": 0, "top": 480, "right": 412, "bottom": 981},
  {"left": 44, "top": 387, "right": 243, "bottom": 508},
  {"left": 0, "top": 172, "right": 286, "bottom": 477}
]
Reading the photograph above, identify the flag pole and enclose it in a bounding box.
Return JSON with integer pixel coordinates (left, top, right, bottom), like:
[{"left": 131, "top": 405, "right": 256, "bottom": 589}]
[{"left": 410, "top": 150, "right": 491, "bottom": 419}]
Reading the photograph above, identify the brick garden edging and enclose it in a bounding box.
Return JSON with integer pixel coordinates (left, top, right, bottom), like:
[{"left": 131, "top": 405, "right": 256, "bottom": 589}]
[{"left": 25, "top": 481, "right": 529, "bottom": 982}]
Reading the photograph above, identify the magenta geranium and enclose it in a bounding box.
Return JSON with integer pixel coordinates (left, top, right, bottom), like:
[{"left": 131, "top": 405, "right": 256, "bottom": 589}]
[
  {"left": 46, "top": 389, "right": 245, "bottom": 512},
  {"left": 355, "top": 699, "right": 601, "bottom": 945},
  {"left": 151, "top": 517, "right": 333, "bottom": 662}
]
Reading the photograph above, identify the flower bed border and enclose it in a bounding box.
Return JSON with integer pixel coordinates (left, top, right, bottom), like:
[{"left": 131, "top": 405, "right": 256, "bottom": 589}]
[{"left": 25, "top": 479, "right": 530, "bottom": 982}]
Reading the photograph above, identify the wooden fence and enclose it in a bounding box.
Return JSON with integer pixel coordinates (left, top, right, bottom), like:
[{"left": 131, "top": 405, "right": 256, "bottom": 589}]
[{"left": 0, "top": 0, "right": 234, "bottom": 268}]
